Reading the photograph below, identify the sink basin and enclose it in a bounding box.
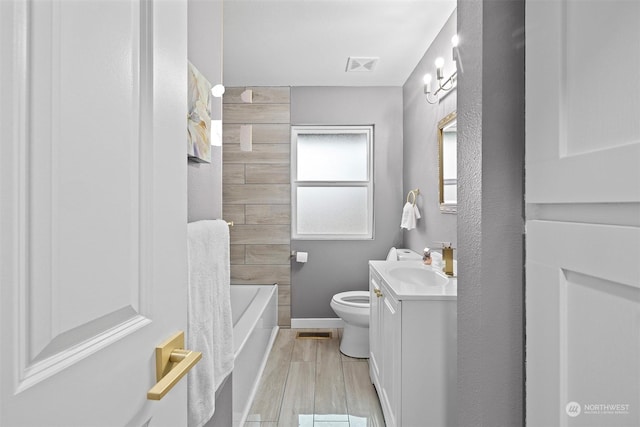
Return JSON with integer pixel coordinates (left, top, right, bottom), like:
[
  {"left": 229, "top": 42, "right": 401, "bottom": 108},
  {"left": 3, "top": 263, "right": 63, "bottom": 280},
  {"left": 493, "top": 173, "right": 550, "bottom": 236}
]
[{"left": 387, "top": 266, "right": 449, "bottom": 286}]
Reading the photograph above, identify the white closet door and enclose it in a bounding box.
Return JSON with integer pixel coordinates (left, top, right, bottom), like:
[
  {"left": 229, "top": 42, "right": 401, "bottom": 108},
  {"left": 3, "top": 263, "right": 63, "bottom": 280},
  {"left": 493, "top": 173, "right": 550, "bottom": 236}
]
[
  {"left": 0, "top": 0, "right": 189, "bottom": 425},
  {"left": 526, "top": 1, "right": 640, "bottom": 426}
]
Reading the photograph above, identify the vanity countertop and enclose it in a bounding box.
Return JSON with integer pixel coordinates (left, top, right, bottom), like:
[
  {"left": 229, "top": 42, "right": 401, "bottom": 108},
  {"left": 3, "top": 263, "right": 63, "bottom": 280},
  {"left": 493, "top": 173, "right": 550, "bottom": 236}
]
[{"left": 369, "top": 260, "right": 457, "bottom": 301}]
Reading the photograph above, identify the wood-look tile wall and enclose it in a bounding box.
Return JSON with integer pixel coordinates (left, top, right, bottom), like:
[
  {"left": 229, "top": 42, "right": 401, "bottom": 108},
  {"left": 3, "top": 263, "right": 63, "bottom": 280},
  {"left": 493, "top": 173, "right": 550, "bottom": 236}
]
[{"left": 223, "top": 87, "right": 291, "bottom": 327}]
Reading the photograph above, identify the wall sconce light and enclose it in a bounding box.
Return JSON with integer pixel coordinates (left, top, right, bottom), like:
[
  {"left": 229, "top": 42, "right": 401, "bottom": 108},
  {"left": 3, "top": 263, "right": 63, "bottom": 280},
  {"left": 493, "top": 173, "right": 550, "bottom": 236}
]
[
  {"left": 211, "top": 84, "right": 225, "bottom": 98},
  {"left": 451, "top": 34, "right": 459, "bottom": 62},
  {"left": 423, "top": 34, "right": 459, "bottom": 105}
]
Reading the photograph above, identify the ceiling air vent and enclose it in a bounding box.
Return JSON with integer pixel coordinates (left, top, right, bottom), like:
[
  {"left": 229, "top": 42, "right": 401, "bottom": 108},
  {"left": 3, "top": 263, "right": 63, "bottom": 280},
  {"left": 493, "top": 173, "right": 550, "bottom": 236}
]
[{"left": 346, "top": 57, "right": 379, "bottom": 72}]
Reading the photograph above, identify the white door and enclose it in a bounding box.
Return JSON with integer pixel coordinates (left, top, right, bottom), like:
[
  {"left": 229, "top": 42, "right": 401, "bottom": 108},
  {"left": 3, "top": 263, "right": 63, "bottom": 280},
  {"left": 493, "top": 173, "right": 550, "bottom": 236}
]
[
  {"left": 526, "top": 1, "right": 640, "bottom": 426},
  {"left": 0, "top": 0, "right": 189, "bottom": 425}
]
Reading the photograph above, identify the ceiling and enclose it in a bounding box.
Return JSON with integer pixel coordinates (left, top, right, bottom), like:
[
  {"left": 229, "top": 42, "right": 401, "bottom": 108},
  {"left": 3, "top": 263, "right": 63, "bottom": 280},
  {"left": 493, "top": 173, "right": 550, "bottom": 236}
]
[{"left": 223, "top": 0, "right": 457, "bottom": 87}]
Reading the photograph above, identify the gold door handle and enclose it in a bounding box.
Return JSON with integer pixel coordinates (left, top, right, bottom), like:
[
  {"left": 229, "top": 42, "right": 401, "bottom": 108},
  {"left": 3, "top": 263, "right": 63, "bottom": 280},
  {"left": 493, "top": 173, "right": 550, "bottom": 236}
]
[
  {"left": 374, "top": 289, "right": 383, "bottom": 298},
  {"left": 147, "top": 331, "right": 202, "bottom": 400}
]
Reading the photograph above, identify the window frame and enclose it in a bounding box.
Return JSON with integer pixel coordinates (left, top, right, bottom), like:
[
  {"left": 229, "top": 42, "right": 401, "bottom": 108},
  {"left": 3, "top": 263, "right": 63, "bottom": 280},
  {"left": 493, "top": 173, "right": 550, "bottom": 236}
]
[{"left": 291, "top": 125, "right": 374, "bottom": 240}]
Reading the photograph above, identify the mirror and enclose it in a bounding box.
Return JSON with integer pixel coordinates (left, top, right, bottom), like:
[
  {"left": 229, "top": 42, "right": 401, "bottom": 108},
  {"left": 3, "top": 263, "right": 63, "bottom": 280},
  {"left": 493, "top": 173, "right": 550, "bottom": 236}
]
[{"left": 438, "top": 111, "right": 457, "bottom": 214}]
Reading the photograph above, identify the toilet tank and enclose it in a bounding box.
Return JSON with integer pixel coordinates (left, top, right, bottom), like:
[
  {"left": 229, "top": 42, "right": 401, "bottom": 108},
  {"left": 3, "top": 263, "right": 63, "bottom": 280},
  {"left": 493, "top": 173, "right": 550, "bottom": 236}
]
[{"left": 396, "top": 248, "right": 421, "bottom": 261}]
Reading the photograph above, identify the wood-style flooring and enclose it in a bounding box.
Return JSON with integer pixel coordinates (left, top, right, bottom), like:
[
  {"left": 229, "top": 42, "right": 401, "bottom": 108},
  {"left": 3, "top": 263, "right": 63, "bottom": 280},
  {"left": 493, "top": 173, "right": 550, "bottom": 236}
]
[{"left": 245, "top": 328, "right": 385, "bottom": 427}]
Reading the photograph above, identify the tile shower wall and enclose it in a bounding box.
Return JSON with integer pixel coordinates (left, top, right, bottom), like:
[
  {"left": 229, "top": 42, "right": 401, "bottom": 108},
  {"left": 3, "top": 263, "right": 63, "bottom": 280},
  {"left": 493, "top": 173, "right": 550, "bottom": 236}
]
[{"left": 223, "top": 87, "right": 291, "bottom": 327}]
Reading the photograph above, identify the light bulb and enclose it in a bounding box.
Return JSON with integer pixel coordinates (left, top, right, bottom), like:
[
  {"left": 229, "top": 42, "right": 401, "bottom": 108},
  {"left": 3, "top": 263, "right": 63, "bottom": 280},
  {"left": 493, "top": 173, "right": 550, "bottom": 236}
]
[
  {"left": 451, "top": 34, "right": 459, "bottom": 48},
  {"left": 211, "top": 84, "right": 226, "bottom": 98},
  {"left": 423, "top": 73, "right": 432, "bottom": 94}
]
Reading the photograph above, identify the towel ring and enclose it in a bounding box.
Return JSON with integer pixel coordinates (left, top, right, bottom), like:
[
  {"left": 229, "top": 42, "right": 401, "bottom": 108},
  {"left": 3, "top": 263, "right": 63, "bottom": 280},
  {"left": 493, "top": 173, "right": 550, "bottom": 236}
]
[{"left": 406, "top": 189, "right": 420, "bottom": 206}]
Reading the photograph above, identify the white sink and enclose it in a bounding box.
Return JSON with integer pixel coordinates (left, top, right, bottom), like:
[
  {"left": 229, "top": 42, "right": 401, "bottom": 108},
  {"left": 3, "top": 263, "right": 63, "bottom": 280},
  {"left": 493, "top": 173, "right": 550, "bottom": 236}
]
[
  {"left": 369, "top": 260, "right": 457, "bottom": 300},
  {"left": 387, "top": 265, "right": 449, "bottom": 286}
]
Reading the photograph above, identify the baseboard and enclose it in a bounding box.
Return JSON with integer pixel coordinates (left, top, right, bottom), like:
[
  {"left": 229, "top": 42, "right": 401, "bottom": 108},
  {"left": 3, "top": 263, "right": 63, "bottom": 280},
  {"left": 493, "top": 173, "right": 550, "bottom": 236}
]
[{"left": 291, "top": 318, "right": 345, "bottom": 329}]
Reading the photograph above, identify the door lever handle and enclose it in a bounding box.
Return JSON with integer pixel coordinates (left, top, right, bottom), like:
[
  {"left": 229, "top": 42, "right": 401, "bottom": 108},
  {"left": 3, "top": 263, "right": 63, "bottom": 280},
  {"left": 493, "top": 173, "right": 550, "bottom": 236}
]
[{"left": 147, "top": 331, "right": 202, "bottom": 400}]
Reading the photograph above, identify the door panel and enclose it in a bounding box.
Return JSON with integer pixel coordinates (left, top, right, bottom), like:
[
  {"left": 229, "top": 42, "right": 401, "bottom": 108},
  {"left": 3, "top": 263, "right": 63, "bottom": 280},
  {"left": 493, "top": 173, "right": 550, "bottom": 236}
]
[
  {"left": 527, "top": 221, "right": 640, "bottom": 426},
  {"left": 26, "top": 0, "right": 149, "bottom": 386},
  {"left": 381, "top": 294, "right": 400, "bottom": 427},
  {"left": 526, "top": 1, "right": 640, "bottom": 426},
  {"left": 526, "top": 0, "right": 640, "bottom": 204},
  {"left": 1, "top": 0, "right": 188, "bottom": 425}
]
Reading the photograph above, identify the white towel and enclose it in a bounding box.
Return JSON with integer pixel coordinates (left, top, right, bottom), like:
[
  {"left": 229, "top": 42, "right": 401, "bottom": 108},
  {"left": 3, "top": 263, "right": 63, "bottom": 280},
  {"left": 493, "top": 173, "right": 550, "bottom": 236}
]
[
  {"left": 187, "top": 220, "right": 234, "bottom": 427},
  {"left": 400, "top": 202, "right": 419, "bottom": 230}
]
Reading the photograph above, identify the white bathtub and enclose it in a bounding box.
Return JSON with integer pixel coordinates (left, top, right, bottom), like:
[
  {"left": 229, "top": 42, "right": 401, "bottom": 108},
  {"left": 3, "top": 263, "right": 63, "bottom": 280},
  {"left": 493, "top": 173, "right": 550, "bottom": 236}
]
[{"left": 230, "top": 284, "right": 279, "bottom": 427}]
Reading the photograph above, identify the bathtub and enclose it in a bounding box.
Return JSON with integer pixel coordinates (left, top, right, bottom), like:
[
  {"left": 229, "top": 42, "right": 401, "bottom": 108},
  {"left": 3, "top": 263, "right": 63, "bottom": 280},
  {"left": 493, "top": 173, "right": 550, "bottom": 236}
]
[{"left": 231, "top": 284, "right": 279, "bottom": 427}]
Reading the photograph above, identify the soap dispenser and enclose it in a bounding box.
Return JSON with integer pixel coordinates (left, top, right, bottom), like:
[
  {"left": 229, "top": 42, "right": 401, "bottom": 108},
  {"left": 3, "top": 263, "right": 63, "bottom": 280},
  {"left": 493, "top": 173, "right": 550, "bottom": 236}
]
[{"left": 423, "top": 247, "right": 432, "bottom": 265}]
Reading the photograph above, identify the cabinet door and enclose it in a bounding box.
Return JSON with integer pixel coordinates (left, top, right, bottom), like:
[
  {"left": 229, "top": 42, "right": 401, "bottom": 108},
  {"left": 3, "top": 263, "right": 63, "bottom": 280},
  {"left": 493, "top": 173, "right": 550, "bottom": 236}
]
[
  {"left": 381, "top": 291, "right": 401, "bottom": 427},
  {"left": 369, "top": 269, "right": 382, "bottom": 384}
]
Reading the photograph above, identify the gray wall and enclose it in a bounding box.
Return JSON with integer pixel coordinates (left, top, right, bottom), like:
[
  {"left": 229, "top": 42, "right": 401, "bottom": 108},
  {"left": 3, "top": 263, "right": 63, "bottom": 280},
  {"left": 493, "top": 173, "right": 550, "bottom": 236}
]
[
  {"left": 402, "top": 10, "right": 457, "bottom": 255},
  {"left": 290, "top": 87, "right": 404, "bottom": 319},
  {"left": 187, "top": 0, "right": 223, "bottom": 222},
  {"left": 457, "top": 1, "right": 525, "bottom": 426}
]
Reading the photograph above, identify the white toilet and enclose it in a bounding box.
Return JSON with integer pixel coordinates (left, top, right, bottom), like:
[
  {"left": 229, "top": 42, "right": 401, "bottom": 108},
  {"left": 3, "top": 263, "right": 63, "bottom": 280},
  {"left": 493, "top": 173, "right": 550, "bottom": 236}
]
[{"left": 330, "top": 247, "right": 421, "bottom": 358}]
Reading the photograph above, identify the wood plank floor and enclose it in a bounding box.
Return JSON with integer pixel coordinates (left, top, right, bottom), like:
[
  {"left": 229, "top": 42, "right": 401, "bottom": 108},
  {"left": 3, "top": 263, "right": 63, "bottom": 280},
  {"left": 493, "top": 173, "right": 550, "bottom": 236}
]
[{"left": 245, "top": 328, "right": 386, "bottom": 427}]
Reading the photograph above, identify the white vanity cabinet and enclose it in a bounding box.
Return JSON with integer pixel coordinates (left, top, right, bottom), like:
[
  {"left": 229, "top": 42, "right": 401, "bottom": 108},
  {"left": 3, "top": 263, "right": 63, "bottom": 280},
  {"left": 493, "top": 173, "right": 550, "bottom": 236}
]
[{"left": 369, "top": 262, "right": 457, "bottom": 427}]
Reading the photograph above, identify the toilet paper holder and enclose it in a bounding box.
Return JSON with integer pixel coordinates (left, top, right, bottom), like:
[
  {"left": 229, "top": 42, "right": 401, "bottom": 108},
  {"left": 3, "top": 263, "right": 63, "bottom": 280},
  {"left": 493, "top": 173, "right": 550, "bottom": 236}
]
[{"left": 290, "top": 251, "right": 308, "bottom": 263}]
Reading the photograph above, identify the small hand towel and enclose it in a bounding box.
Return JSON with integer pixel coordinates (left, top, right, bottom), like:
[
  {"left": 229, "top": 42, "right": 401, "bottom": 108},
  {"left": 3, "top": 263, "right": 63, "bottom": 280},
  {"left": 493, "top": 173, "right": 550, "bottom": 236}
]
[
  {"left": 413, "top": 204, "right": 421, "bottom": 220},
  {"left": 187, "top": 220, "right": 234, "bottom": 427},
  {"left": 400, "top": 202, "right": 417, "bottom": 230}
]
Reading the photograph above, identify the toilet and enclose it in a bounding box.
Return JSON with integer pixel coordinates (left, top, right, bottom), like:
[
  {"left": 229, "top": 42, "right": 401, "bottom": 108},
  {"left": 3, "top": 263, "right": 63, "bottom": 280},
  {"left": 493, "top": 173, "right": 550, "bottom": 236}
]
[{"left": 330, "top": 247, "right": 421, "bottom": 358}]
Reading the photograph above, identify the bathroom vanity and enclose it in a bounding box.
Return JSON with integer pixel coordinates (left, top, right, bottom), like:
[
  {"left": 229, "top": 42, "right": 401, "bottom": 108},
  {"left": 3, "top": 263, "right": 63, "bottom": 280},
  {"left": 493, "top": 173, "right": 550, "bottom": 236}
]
[{"left": 369, "top": 261, "right": 457, "bottom": 427}]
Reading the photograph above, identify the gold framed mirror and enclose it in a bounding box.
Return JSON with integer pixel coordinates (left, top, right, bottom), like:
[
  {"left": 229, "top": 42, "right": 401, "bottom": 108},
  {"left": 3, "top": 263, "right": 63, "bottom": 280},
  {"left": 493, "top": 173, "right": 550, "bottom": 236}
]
[{"left": 438, "top": 111, "right": 457, "bottom": 214}]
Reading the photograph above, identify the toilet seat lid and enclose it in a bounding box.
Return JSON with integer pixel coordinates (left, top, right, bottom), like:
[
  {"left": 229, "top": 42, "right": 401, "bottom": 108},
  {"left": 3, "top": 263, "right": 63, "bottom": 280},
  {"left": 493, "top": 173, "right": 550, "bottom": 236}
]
[{"left": 332, "top": 291, "right": 369, "bottom": 308}]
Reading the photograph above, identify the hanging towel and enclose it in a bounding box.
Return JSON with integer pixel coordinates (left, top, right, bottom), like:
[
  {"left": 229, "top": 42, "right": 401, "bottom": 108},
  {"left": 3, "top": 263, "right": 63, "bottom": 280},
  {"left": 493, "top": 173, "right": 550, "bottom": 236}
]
[
  {"left": 187, "top": 220, "right": 234, "bottom": 427},
  {"left": 413, "top": 204, "right": 421, "bottom": 220},
  {"left": 400, "top": 202, "right": 417, "bottom": 230}
]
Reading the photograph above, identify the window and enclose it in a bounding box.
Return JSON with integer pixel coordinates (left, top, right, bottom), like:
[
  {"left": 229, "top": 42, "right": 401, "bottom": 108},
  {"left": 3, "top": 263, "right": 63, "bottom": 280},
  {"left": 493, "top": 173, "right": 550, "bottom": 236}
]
[{"left": 291, "top": 125, "right": 373, "bottom": 239}]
